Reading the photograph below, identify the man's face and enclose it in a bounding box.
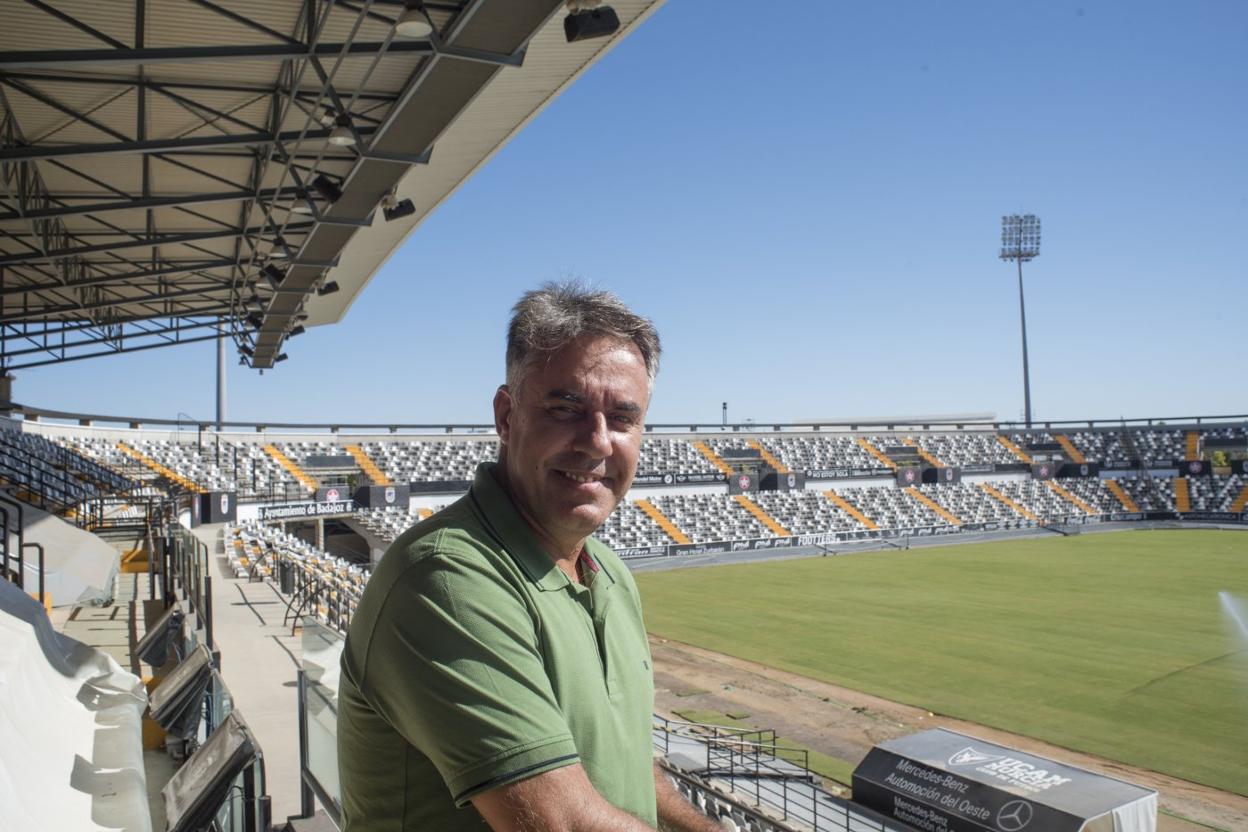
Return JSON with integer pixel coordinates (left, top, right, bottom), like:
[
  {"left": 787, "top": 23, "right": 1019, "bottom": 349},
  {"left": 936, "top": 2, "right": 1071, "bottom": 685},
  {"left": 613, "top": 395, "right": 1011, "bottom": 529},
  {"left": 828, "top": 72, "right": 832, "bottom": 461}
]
[{"left": 494, "top": 335, "right": 650, "bottom": 555}]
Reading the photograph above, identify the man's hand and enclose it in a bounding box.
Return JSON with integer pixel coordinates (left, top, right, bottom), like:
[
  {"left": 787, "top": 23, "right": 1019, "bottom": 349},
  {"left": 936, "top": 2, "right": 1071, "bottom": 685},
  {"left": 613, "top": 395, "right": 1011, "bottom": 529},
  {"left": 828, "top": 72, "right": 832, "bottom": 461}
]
[
  {"left": 654, "top": 765, "right": 728, "bottom": 832},
  {"left": 471, "top": 762, "right": 656, "bottom": 832}
]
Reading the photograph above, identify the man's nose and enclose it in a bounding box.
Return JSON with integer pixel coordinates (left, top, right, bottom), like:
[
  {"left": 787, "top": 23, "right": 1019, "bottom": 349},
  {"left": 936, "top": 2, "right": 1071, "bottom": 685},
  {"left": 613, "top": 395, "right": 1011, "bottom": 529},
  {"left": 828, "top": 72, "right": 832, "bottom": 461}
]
[{"left": 574, "top": 412, "right": 612, "bottom": 458}]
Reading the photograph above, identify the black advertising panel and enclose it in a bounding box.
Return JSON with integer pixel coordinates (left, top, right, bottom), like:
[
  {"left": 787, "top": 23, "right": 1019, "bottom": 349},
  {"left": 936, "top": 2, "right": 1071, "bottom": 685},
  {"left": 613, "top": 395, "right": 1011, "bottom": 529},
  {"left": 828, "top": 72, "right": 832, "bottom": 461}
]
[
  {"left": 353, "top": 483, "right": 411, "bottom": 509},
  {"left": 199, "top": 491, "right": 237, "bottom": 524},
  {"left": 804, "top": 467, "right": 893, "bottom": 480},
  {"left": 257, "top": 499, "right": 355, "bottom": 521},
  {"left": 853, "top": 728, "right": 1155, "bottom": 832},
  {"left": 895, "top": 466, "right": 922, "bottom": 488},
  {"left": 1204, "top": 437, "right": 1246, "bottom": 450},
  {"left": 726, "top": 472, "right": 757, "bottom": 494},
  {"left": 1233, "top": 459, "right": 1248, "bottom": 476},
  {"left": 1058, "top": 462, "right": 1100, "bottom": 479},
  {"left": 1031, "top": 462, "right": 1056, "bottom": 480},
  {"left": 1179, "top": 459, "right": 1211, "bottom": 477},
  {"left": 1026, "top": 441, "right": 1063, "bottom": 452},
  {"left": 923, "top": 467, "right": 962, "bottom": 485},
  {"left": 316, "top": 485, "right": 350, "bottom": 503},
  {"left": 303, "top": 454, "right": 357, "bottom": 469},
  {"left": 761, "top": 471, "right": 806, "bottom": 492}
]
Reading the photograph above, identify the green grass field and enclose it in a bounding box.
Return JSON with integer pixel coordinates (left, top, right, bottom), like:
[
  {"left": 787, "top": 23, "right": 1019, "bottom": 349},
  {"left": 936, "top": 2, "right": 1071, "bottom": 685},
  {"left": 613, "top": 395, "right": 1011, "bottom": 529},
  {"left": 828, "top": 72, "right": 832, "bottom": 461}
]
[{"left": 635, "top": 530, "right": 1248, "bottom": 795}]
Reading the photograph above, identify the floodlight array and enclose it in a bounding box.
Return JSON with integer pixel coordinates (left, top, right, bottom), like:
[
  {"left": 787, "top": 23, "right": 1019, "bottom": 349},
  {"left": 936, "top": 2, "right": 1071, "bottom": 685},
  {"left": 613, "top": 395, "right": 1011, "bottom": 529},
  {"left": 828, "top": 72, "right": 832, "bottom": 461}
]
[{"left": 999, "top": 214, "right": 1042, "bottom": 261}]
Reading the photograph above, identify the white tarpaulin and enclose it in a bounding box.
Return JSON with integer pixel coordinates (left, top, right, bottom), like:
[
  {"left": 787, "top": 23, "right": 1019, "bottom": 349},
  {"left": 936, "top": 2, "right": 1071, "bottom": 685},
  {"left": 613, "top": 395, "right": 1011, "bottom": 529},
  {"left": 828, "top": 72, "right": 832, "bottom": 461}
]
[
  {"left": 16, "top": 504, "right": 119, "bottom": 607},
  {"left": 0, "top": 580, "right": 150, "bottom": 832}
]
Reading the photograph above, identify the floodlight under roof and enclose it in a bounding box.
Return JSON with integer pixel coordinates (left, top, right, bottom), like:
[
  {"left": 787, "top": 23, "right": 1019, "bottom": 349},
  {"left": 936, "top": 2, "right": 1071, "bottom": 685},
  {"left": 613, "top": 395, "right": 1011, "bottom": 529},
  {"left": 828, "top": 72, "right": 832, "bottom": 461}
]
[
  {"left": 395, "top": 3, "right": 433, "bottom": 38},
  {"left": 328, "top": 114, "right": 356, "bottom": 147},
  {"left": 317, "top": 281, "right": 340, "bottom": 297},
  {"left": 381, "top": 192, "right": 416, "bottom": 222},
  {"left": 261, "top": 264, "right": 285, "bottom": 290},
  {"left": 311, "top": 175, "right": 342, "bottom": 204}
]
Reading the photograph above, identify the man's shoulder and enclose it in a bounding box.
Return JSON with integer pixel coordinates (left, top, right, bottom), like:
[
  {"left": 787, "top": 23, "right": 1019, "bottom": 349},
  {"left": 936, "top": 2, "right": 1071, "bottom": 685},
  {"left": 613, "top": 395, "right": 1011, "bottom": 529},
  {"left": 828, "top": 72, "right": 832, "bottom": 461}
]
[{"left": 378, "top": 495, "right": 493, "bottom": 569}]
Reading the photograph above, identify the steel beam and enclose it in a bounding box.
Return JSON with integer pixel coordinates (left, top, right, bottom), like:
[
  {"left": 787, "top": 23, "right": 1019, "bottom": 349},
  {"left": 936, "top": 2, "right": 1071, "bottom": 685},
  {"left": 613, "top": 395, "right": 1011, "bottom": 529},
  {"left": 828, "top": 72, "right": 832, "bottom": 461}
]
[
  {"left": 0, "top": 222, "right": 314, "bottom": 265},
  {"left": 1, "top": 126, "right": 378, "bottom": 162},
  {"left": 0, "top": 186, "right": 306, "bottom": 222},
  {"left": 0, "top": 41, "right": 435, "bottom": 70},
  {"left": 1, "top": 283, "right": 233, "bottom": 323},
  {"left": 0, "top": 260, "right": 238, "bottom": 296}
]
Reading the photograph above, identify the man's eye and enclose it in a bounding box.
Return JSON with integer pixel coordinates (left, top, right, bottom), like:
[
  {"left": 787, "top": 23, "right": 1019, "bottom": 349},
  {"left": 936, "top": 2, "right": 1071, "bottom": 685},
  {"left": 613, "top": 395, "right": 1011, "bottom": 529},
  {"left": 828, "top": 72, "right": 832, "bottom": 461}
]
[
  {"left": 612, "top": 414, "right": 637, "bottom": 427},
  {"left": 549, "top": 405, "right": 579, "bottom": 418}
]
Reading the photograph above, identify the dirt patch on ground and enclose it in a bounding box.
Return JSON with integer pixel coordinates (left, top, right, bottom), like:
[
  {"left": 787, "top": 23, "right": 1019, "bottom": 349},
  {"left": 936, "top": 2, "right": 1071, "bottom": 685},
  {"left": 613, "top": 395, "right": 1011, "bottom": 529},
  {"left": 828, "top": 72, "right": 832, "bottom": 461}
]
[{"left": 651, "top": 637, "right": 1246, "bottom": 832}]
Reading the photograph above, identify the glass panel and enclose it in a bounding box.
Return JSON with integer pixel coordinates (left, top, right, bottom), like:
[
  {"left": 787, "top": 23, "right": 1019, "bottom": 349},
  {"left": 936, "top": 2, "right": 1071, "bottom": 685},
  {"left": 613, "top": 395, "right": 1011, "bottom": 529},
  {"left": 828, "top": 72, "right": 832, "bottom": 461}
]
[{"left": 302, "top": 618, "right": 345, "bottom": 813}]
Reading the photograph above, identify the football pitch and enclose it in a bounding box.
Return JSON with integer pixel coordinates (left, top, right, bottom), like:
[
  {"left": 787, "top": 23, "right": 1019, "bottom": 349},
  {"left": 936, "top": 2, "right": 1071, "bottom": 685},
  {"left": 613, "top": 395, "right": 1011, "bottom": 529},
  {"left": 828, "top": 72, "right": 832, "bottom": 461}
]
[{"left": 633, "top": 530, "right": 1248, "bottom": 795}]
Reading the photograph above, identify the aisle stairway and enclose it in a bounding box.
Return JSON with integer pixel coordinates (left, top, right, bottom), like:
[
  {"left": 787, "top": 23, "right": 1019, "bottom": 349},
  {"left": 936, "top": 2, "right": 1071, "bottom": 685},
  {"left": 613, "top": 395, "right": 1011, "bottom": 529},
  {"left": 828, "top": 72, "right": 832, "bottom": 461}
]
[
  {"left": 1055, "top": 435, "right": 1086, "bottom": 464},
  {"left": 1106, "top": 480, "right": 1140, "bottom": 512},
  {"left": 902, "top": 437, "right": 944, "bottom": 468},
  {"left": 996, "top": 435, "right": 1033, "bottom": 463},
  {"left": 904, "top": 487, "right": 962, "bottom": 525},
  {"left": 822, "top": 489, "right": 878, "bottom": 530},
  {"left": 1044, "top": 480, "right": 1097, "bottom": 516},
  {"left": 732, "top": 495, "right": 791, "bottom": 536},
  {"left": 855, "top": 437, "right": 895, "bottom": 469},
  {"left": 634, "top": 499, "right": 691, "bottom": 544},
  {"left": 979, "top": 483, "right": 1039, "bottom": 521},
  {"left": 1174, "top": 478, "right": 1191, "bottom": 513},
  {"left": 346, "top": 445, "right": 392, "bottom": 485},
  {"left": 1185, "top": 431, "right": 1200, "bottom": 460},
  {"left": 692, "top": 441, "right": 733, "bottom": 476},
  {"left": 116, "top": 441, "right": 203, "bottom": 493},
  {"left": 263, "top": 444, "right": 317, "bottom": 492},
  {"left": 1231, "top": 483, "right": 1248, "bottom": 513},
  {"left": 745, "top": 439, "right": 789, "bottom": 474}
]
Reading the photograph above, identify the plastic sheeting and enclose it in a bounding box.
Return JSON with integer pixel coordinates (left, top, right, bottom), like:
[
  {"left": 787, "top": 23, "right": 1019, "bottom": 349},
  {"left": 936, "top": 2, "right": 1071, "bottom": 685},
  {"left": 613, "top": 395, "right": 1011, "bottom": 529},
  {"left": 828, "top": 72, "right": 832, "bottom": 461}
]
[
  {"left": 1113, "top": 792, "right": 1158, "bottom": 832},
  {"left": 18, "top": 504, "right": 120, "bottom": 607},
  {"left": 0, "top": 580, "right": 150, "bottom": 832}
]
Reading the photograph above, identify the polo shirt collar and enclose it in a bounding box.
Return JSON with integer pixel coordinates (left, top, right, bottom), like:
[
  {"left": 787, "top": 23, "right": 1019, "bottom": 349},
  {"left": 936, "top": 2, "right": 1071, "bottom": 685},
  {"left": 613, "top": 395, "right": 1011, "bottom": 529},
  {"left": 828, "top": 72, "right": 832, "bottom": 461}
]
[{"left": 470, "top": 462, "right": 577, "bottom": 592}]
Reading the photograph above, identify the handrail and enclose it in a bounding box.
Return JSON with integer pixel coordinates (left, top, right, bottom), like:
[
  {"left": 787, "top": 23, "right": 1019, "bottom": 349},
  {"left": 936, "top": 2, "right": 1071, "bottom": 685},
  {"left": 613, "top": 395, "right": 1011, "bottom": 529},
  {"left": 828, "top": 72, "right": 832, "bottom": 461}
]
[
  {"left": 8, "top": 400, "right": 1248, "bottom": 434},
  {"left": 0, "top": 493, "right": 24, "bottom": 589}
]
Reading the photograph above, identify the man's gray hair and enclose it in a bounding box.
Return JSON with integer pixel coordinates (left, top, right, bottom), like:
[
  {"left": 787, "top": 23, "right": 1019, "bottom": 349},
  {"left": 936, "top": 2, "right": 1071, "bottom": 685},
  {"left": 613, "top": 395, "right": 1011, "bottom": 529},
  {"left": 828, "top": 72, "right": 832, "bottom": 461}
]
[{"left": 506, "top": 282, "right": 660, "bottom": 392}]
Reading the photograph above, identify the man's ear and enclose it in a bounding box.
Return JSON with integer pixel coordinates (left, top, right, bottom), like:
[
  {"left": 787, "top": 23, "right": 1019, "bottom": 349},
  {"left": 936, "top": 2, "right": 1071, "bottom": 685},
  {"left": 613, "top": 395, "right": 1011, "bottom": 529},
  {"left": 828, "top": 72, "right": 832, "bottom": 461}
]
[{"left": 493, "top": 385, "right": 513, "bottom": 445}]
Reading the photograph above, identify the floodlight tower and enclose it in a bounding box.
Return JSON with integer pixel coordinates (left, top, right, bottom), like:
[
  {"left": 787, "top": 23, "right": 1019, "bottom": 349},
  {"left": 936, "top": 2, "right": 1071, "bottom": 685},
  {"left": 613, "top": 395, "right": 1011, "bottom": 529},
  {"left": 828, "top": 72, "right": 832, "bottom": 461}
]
[{"left": 999, "top": 214, "right": 1041, "bottom": 428}]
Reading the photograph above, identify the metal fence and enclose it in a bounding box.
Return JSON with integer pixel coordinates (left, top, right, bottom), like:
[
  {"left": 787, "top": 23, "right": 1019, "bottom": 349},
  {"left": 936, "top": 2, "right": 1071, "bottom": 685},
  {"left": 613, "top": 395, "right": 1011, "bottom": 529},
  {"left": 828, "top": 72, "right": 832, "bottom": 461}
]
[{"left": 653, "top": 717, "right": 907, "bottom": 832}]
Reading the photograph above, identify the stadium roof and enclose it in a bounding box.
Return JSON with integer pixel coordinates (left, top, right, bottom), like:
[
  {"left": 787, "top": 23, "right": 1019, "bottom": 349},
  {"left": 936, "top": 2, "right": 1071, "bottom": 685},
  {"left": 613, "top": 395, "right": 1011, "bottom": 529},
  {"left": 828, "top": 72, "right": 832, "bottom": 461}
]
[{"left": 0, "top": 0, "right": 662, "bottom": 370}]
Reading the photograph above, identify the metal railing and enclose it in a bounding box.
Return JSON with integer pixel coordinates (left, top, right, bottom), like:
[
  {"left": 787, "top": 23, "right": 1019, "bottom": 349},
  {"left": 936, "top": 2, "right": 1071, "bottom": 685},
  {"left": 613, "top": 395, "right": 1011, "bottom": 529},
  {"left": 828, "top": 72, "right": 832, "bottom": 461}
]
[
  {"left": 653, "top": 717, "right": 906, "bottom": 832},
  {"left": 165, "top": 518, "right": 215, "bottom": 651}
]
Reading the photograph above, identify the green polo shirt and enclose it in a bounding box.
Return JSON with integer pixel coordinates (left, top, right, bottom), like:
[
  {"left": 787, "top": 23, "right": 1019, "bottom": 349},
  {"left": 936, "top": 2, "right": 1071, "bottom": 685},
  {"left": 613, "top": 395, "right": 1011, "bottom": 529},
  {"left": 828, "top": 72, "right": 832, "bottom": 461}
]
[{"left": 337, "top": 463, "right": 656, "bottom": 830}]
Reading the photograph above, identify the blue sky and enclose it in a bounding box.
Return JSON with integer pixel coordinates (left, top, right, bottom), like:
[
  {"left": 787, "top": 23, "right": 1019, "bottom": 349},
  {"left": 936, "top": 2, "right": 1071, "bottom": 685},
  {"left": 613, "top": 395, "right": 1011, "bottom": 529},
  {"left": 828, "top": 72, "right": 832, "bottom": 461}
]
[{"left": 17, "top": 0, "right": 1247, "bottom": 426}]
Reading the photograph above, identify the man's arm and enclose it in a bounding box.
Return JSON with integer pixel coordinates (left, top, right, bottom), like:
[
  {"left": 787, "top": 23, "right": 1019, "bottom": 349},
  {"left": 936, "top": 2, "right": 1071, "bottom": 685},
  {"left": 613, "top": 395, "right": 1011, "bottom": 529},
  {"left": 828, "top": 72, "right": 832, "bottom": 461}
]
[
  {"left": 471, "top": 763, "right": 655, "bottom": 832},
  {"left": 654, "top": 765, "right": 724, "bottom": 832}
]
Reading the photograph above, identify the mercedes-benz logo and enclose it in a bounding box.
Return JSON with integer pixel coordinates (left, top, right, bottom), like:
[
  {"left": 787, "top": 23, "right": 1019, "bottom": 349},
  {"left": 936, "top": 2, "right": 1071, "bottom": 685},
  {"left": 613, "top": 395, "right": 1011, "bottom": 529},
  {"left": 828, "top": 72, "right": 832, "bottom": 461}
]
[{"left": 996, "top": 799, "right": 1034, "bottom": 831}]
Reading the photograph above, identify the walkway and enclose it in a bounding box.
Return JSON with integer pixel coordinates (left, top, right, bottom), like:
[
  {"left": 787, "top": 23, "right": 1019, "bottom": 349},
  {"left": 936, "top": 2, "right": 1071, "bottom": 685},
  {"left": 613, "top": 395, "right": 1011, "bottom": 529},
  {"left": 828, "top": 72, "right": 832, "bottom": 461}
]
[{"left": 193, "top": 523, "right": 305, "bottom": 824}]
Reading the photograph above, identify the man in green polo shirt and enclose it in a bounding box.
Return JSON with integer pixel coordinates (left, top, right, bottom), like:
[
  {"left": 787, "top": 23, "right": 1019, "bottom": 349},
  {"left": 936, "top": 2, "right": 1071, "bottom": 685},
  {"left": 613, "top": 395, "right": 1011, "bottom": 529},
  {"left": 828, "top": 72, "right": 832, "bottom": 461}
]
[{"left": 338, "top": 284, "right": 721, "bottom": 831}]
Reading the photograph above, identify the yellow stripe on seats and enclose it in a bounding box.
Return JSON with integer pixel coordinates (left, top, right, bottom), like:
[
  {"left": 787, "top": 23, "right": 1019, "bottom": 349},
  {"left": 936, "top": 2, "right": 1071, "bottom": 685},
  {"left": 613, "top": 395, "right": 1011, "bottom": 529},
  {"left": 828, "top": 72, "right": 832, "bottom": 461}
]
[
  {"left": 904, "top": 486, "right": 961, "bottom": 525},
  {"left": 822, "top": 489, "right": 878, "bottom": 530},
  {"left": 1044, "top": 480, "right": 1097, "bottom": 515},
  {"left": 1055, "top": 435, "right": 1086, "bottom": 464},
  {"left": 732, "top": 495, "right": 790, "bottom": 536},
  {"left": 902, "top": 437, "right": 944, "bottom": 468},
  {"left": 996, "top": 435, "right": 1033, "bottom": 464},
  {"left": 979, "top": 483, "right": 1039, "bottom": 521},
  {"left": 855, "top": 437, "right": 896, "bottom": 470},
  {"left": 745, "top": 439, "right": 789, "bottom": 474},
  {"left": 1106, "top": 480, "right": 1140, "bottom": 512},
  {"left": 692, "top": 441, "right": 733, "bottom": 476},
  {"left": 634, "top": 499, "right": 691, "bottom": 544},
  {"left": 346, "top": 445, "right": 392, "bottom": 485},
  {"left": 1174, "top": 478, "right": 1190, "bottom": 513}
]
